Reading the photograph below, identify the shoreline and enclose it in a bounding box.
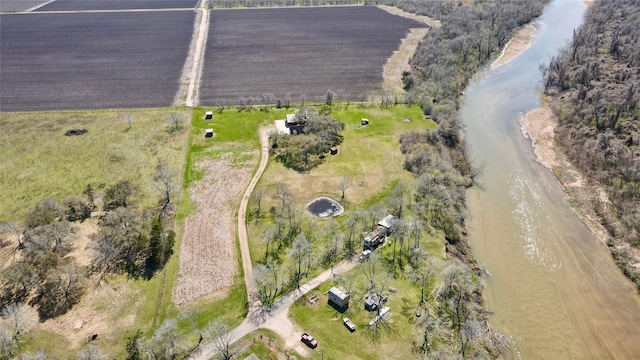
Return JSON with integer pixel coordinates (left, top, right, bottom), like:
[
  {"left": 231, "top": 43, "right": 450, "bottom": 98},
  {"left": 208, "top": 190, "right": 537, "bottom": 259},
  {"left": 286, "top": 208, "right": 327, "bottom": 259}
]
[
  {"left": 518, "top": 108, "right": 611, "bottom": 245},
  {"left": 491, "top": 22, "right": 537, "bottom": 68}
]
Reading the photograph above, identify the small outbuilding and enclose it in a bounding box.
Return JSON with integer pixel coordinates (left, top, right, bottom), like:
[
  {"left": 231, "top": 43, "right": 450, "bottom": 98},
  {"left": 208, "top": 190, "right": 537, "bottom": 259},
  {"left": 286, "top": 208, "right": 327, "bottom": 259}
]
[
  {"left": 361, "top": 118, "right": 369, "bottom": 125},
  {"left": 328, "top": 287, "right": 350, "bottom": 309},
  {"left": 363, "top": 214, "right": 395, "bottom": 250},
  {"left": 364, "top": 293, "right": 387, "bottom": 312},
  {"left": 205, "top": 111, "right": 213, "bottom": 119},
  {"left": 285, "top": 113, "right": 298, "bottom": 126},
  {"left": 205, "top": 129, "right": 213, "bottom": 138}
]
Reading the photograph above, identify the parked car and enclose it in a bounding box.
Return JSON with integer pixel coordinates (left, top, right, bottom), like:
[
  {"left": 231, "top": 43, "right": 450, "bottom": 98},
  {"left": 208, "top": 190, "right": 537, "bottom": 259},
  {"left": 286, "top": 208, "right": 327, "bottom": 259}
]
[
  {"left": 301, "top": 333, "right": 318, "bottom": 348},
  {"left": 358, "top": 250, "right": 372, "bottom": 262},
  {"left": 343, "top": 317, "right": 357, "bottom": 332}
]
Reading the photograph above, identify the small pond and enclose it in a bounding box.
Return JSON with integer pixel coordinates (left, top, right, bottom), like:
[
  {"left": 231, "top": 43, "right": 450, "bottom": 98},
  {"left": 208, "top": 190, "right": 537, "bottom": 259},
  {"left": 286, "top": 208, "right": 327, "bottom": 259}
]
[{"left": 306, "top": 197, "right": 344, "bottom": 218}]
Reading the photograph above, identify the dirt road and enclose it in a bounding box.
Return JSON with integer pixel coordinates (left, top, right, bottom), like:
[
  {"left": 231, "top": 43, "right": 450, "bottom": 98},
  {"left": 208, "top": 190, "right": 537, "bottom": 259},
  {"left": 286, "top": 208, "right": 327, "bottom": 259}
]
[
  {"left": 237, "top": 127, "right": 273, "bottom": 309},
  {"left": 194, "top": 260, "right": 357, "bottom": 359}
]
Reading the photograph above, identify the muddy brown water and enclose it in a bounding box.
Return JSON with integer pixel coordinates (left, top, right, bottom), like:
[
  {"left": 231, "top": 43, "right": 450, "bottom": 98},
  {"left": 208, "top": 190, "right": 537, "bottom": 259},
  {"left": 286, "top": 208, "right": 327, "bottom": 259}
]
[{"left": 462, "top": 0, "right": 640, "bottom": 358}]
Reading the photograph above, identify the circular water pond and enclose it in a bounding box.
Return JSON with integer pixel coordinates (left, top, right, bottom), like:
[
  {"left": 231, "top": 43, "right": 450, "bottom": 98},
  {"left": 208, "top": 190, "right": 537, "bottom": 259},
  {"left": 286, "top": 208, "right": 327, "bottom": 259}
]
[{"left": 306, "top": 197, "right": 344, "bottom": 218}]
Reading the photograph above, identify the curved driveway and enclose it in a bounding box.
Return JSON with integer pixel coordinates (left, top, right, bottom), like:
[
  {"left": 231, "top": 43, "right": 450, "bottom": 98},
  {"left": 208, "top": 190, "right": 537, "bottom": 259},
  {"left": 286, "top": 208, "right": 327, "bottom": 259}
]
[{"left": 193, "top": 126, "right": 357, "bottom": 359}]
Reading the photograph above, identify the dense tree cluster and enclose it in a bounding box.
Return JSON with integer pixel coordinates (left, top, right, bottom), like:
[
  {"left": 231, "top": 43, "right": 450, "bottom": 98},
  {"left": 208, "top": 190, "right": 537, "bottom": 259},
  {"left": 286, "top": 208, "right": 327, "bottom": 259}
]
[
  {"left": 543, "top": 0, "right": 640, "bottom": 289},
  {"left": 269, "top": 107, "right": 345, "bottom": 172},
  {"left": 0, "top": 179, "right": 176, "bottom": 326},
  {"left": 390, "top": 0, "right": 549, "bottom": 110},
  {"left": 1, "top": 198, "right": 85, "bottom": 322}
]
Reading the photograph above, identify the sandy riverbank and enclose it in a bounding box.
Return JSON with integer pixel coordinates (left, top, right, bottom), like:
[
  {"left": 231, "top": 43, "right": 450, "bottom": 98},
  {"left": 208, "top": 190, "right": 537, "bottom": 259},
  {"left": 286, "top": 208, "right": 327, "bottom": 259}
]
[
  {"left": 519, "top": 108, "right": 611, "bottom": 245},
  {"left": 492, "top": 22, "right": 537, "bottom": 68}
]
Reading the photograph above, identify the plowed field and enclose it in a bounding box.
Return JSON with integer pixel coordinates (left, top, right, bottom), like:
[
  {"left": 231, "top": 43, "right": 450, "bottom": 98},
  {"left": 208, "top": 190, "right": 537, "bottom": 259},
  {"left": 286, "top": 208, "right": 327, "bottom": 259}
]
[
  {"left": 199, "top": 6, "right": 426, "bottom": 105},
  {"left": 36, "top": 0, "right": 199, "bottom": 11},
  {"left": 0, "top": 11, "right": 194, "bottom": 111}
]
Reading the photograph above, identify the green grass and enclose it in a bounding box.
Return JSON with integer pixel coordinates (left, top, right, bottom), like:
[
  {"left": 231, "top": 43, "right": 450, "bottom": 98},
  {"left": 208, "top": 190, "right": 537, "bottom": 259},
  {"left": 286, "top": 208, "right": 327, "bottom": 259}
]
[
  {"left": 290, "top": 277, "right": 423, "bottom": 360},
  {"left": 247, "top": 104, "right": 436, "bottom": 265},
  {"left": 4, "top": 104, "right": 440, "bottom": 358},
  {"left": 0, "top": 108, "right": 191, "bottom": 222}
]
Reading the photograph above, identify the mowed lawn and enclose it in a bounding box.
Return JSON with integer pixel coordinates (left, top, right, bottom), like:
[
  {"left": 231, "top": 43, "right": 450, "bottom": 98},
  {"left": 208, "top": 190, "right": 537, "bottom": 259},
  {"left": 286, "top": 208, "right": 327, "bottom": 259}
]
[
  {"left": 0, "top": 109, "right": 191, "bottom": 222},
  {"left": 0, "top": 10, "right": 194, "bottom": 112},
  {"left": 35, "top": 0, "right": 199, "bottom": 11},
  {"left": 200, "top": 6, "right": 426, "bottom": 105},
  {"left": 248, "top": 105, "right": 436, "bottom": 264}
]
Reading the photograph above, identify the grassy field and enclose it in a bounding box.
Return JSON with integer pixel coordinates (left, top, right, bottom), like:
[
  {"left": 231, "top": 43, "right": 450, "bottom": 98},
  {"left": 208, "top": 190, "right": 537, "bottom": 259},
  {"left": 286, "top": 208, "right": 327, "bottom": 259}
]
[
  {"left": 247, "top": 105, "right": 436, "bottom": 264},
  {"left": 3, "top": 104, "right": 441, "bottom": 358},
  {"left": 289, "top": 262, "right": 427, "bottom": 360},
  {"left": 0, "top": 108, "right": 190, "bottom": 221}
]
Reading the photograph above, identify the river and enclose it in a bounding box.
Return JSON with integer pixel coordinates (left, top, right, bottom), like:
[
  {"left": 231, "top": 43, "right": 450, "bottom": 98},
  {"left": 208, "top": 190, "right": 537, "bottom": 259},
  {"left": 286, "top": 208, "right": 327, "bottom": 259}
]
[{"left": 461, "top": 0, "right": 640, "bottom": 359}]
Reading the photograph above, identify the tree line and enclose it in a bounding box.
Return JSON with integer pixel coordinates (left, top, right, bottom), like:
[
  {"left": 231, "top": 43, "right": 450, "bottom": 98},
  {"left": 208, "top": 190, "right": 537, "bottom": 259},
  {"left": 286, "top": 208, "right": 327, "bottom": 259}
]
[{"left": 543, "top": 0, "right": 640, "bottom": 290}]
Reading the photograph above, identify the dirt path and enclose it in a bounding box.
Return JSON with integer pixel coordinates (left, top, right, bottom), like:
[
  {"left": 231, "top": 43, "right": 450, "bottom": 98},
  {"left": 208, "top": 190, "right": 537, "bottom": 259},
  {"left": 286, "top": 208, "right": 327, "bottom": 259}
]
[
  {"left": 194, "top": 260, "right": 358, "bottom": 360},
  {"left": 378, "top": 5, "right": 440, "bottom": 95},
  {"left": 238, "top": 126, "right": 274, "bottom": 308},
  {"left": 176, "top": 5, "right": 209, "bottom": 107}
]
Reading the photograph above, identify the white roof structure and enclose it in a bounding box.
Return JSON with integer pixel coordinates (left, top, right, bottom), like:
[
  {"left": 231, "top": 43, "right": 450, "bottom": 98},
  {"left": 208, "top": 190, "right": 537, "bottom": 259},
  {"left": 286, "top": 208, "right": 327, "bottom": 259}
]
[{"left": 378, "top": 214, "right": 395, "bottom": 229}]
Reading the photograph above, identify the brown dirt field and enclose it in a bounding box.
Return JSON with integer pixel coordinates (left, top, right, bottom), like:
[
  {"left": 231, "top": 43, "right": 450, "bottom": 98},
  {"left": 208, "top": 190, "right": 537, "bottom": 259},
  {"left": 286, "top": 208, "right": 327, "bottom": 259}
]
[
  {"left": 173, "top": 153, "right": 257, "bottom": 305},
  {"left": 378, "top": 5, "right": 439, "bottom": 97},
  {"left": 40, "top": 277, "right": 140, "bottom": 350},
  {"left": 69, "top": 219, "right": 99, "bottom": 268},
  {"left": 377, "top": 5, "right": 441, "bottom": 28},
  {"left": 382, "top": 27, "right": 429, "bottom": 94}
]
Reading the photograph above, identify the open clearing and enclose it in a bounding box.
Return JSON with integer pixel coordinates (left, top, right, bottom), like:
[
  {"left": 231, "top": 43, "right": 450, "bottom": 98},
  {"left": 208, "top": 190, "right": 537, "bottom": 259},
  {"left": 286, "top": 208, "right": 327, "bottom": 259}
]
[
  {"left": 0, "top": 11, "right": 194, "bottom": 111},
  {"left": 200, "top": 6, "right": 426, "bottom": 105},
  {"left": 0, "top": 109, "right": 190, "bottom": 222}
]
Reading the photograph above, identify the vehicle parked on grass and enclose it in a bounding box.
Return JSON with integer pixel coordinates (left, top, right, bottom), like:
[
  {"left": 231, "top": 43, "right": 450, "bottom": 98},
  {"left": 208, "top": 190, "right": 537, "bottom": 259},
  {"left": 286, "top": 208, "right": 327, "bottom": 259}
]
[
  {"left": 301, "top": 333, "right": 318, "bottom": 348},
  {"left": 343, "top": 317, "right": 357, "bottom": 332},
  {"left": 358, "top": 249, "right": 371, "bottom": 262}
]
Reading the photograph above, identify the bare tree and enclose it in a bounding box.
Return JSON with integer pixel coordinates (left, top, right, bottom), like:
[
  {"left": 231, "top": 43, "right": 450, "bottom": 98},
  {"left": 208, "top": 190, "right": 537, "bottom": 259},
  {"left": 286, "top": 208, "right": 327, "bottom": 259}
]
[
  {"left": 407, "top": 257, "right": 437, "bottom": 307},
  {"left": 273, "top": 183, "right": 293, "bottom": 213},
  {"left": 83, "top": 183, "right": 96, "bottom": 210},
  {"left": 216, "top": 99, "right": 226, "bottom": 113},
  {"left": 0, "top": 221, "right": 24, "bottom": 255},
  {"left": 288, "top": 234, "right": 313, "bottom": 289},
  {"left": 254, "top": 263, "right": 282, "bottom": 307},
  {"left": 0, "top": 323, "right": 16, "bottom": 359},
  {"left": 338, "top": 177, "right": 350, "bottom": 204},
  {"left": 206, "top": 320, "right": 237, "bottom": 360},
  {"left": 144, "top": 319, "right": 194, "bottom": 360},
  {"left": 168, "top": 112, "right": 184, "bottom": 133},
  {"left": 153, "top": 159, "right": 177, "bottom": 213},
  {"left": 322, "top": 220, "right": 342, "bottom": 271},
  {"left": 260, "top": 226, "right": 277, "bottom": 264},
  {"left": 77, "top": 344, "right": 106, "bottom": 360},
  {"left": 125, "top": 113, "right": 134, "bottom": 131},
  {"left": 0, "top": 303, "right": 37, "bottom": 352},
  {"left": 249, "top": 188, "right": 264, "bottom": 220},
  {"left": 343, "top": 211, "right": 362, "bottom": 257},
  {"left": 103, "top": 180, "right": 136, "bottom": 211}
]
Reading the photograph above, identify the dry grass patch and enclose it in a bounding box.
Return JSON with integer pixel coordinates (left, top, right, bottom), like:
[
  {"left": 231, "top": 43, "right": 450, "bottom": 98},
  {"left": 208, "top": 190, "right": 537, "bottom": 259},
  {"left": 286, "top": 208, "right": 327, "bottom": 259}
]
[
  {"left": 0, "top": 109, "right": 191, "bottom": 222},
  {"left": 38, "top": 277, "right": 140, "bottom": 354},
  {"left": 173, "top": 153, "right": 258, "bottom": 305}
]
